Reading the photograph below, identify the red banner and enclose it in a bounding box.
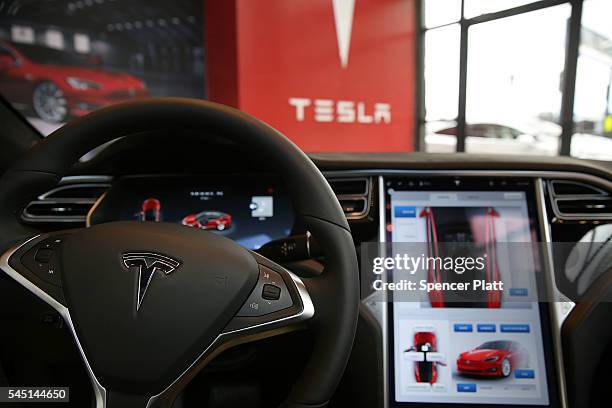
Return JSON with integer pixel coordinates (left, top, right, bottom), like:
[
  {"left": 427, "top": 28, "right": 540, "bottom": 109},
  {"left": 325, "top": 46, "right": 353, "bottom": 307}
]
[{"left": 208, "top": 0, "right": 416, "bottom": 152}]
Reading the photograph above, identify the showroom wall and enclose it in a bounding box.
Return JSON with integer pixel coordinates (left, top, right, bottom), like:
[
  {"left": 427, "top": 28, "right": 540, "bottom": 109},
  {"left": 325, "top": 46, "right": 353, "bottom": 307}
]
[
  {"left": 0, "top": 0, "right": 608, "bottom": 159},
  {"left": 0, "top": 0, "right": 417, "bottom": 152},
  {"left": 236, "top": 0, "right": 416, "bottom": 152}
]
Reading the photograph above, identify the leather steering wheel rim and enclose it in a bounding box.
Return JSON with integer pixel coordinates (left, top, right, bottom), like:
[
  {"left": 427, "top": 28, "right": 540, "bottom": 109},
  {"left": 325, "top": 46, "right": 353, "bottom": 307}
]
[{"left": 0, "top": 98, "right": 360, "bottom": 408}]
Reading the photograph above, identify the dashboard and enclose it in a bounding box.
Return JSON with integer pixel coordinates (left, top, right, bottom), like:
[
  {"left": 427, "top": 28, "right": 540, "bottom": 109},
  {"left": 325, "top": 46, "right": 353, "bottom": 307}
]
[{"left": 14, "top": 148, "right": 612, "bottom": 408}]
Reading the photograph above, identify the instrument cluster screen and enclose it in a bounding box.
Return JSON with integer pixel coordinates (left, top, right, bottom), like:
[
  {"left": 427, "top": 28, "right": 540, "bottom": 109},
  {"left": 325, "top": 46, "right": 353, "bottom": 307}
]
[{"left": 88, "top": 175, "right": 294, "bottom": 250}]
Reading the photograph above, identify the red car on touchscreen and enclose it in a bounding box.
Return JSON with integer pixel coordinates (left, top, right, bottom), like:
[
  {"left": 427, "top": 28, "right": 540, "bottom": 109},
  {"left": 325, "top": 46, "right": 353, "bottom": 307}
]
[
  {"left": 404, "top": 331, "right": 440, "bottom": 384},
  {"left": 457, "top": 340, "right": 529, "bottom": 378},
  {"left": 182, "top": 211, "right": 232, "bottom": 231},
  {"left": 0, "top": 41, "right": 147, "bottom": 123},
  {"left": 136, "top": 198, "right": 161, "bottom": 222}
]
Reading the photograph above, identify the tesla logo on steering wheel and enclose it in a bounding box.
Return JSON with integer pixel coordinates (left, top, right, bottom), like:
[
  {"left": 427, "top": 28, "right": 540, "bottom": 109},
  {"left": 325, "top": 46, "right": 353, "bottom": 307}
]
[{"left": 122, "top": 252, "right": 181, "bottom": 311}]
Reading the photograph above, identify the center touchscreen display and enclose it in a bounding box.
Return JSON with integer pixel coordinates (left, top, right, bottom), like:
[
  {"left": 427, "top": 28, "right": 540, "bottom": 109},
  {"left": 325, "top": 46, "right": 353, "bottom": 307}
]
[{"left": 385, "top": 177, "right": 552, "bottom": 406}]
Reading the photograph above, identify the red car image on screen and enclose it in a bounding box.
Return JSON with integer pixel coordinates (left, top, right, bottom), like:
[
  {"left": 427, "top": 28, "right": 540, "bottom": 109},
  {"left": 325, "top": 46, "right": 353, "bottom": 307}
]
[
  {"left": 457, "top": 340, "right": 529, "bottom": 378},
  {"left": 182, "top": 211, "right": 232, "bottom": 231},
  {"left": 0, "top": 41, "right": 147, "bottom": 123},
  {"left": 405, "top": 331, "right": 439, "bottom": 384},
  {"left": 136, "top": 198, "right": 161, "bottom": 222}
]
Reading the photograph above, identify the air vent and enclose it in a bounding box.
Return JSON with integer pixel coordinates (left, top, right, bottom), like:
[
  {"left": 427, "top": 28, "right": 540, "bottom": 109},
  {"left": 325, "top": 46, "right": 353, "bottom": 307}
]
[
  {"left": 339, "top": 198, "right": 366, "bottom": 214},
  {"left": 556, "top": 198, "right": 612, "bottom": 215},
  {"left": 25, "top": 202, "right": 94, "bottom": 217},
  {"left": 328, "top": 178, "right": 368, "bottom": 196},
  {"left": 22, "top": 180, "right": 110, "bottom": 224},
  {"left": 550, "top": 180, "right": 606, "bottom": 197},
  {"left": 327, "top": 177, "right": 371, "bottom": 220},
  {"left": 548, "top": 179, "right": 611, "bottom": 220}
]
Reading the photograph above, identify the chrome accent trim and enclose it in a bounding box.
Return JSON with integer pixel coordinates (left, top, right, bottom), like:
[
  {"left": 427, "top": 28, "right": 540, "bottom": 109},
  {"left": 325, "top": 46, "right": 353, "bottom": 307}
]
[
  {"left": 305, "top": 230, "right": 312, "bottom": 257},
  {"left": 38, "top": 183, "right": 111, "bottom": 200},
  {"left": 379, "top": 176, "right": 389, "bottom": 408},
  {"left": 535, "top": 178, "right": 572, "bottom": 408},
  {"left": 0, "top": 236, "right": 107, "bottom": 408},
  {"left": 378, "top": 176, "right": 386, "bottom": 245},
  {"left": 146, "top": 269, "right": 314, "bottom": 407},
  {"left": 59, "top": 175, "right": 113, "bottom": 184},
  {"left": 122, "top": 252, "right": 182, "bottom": 311},
  {"left": 86, "top": 191, "right": 107, "bottom": 227}
]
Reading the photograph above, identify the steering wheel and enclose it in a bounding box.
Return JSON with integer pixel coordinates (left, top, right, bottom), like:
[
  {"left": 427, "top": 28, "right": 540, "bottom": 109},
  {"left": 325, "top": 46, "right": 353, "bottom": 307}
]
[{"left": 0, "top": 98, "right": 360, "bottom": 408}]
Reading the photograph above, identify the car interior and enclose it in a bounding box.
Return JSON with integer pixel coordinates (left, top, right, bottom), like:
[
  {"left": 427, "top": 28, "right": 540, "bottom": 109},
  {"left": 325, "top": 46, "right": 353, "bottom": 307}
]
[{"left": 0, "top": 1, "right": 611, "bottom": 408}]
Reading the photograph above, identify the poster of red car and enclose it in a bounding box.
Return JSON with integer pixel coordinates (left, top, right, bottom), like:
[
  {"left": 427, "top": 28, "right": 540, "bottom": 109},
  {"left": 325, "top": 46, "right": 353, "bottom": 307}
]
[
  {"left": 0, "top": 0, "right": 205, "bottom": 134},
  {"left": 0, "top": 41, "right": 148, "bottom": 123}
]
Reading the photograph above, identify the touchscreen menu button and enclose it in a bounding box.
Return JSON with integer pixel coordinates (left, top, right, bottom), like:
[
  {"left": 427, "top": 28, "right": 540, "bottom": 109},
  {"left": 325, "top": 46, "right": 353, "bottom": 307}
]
[{"left": 457, "top": 383, "right": 477, "bottom": 393}]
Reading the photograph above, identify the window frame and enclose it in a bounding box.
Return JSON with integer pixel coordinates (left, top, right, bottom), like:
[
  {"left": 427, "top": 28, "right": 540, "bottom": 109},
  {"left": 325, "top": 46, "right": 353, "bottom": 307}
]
[{"left": 416, "top": 0, "right": 583, "bottom": 155}]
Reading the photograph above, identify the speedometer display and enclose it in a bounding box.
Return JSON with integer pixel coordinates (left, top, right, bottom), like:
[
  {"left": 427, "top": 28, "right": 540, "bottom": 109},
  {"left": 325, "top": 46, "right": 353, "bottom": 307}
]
[{"left": 88, "top": 174, "right": 294, "bottom": 250}]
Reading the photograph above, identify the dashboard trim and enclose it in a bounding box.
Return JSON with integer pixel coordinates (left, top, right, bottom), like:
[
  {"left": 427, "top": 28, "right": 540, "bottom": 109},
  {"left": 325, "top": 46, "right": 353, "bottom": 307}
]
[
  {"left": 535, "top": 178, "right": 573, "bottom": 408},
  {"left": 379, "top": 175, "right": 390, "bottom": 408},
  {"left": 86, "top": 191, "right": 107, "bottom": 228},
  {"left": 324, "top": 169, "right": 612, "bottom": 192}
]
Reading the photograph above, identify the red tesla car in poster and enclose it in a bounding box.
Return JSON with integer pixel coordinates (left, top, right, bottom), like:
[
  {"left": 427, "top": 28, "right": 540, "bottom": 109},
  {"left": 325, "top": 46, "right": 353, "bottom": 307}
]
[
  {"left": 0, "top": 41, "right": 147, "bottom": 123},
  {"left": 457, "top": 340, "right": 529, "bottom": 378}
]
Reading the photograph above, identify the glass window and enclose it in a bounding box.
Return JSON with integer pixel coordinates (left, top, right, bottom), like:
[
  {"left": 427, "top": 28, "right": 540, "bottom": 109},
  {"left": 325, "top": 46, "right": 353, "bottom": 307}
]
[
  {"left": 571, "top": 0, "right": 612, "bottom": 160},
  {"left": 425, "top": 120, "right": 458, "bottom": 152},
  {"left": 464, "top": 0, "right": 537, "bottom": 19},
  {"left": 424, "top": 0, "right": 461, "bottom": 28},
  {"left": 424, "top": 24, "right": 460, "bottom": 153},
  {"left": 425, "top": 24, "right": 460, "bottom": 121},
  {"left": 465, "top": 5, "right": 570, "bottom": 156}
]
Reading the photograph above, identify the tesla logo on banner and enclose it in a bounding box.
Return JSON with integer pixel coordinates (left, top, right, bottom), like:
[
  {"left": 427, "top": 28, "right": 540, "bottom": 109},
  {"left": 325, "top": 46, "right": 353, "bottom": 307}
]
[
  {"left": 289, "top": 98, "right": 391, "bottom": 124},
  {"left": 332, "top": 0, "right": 355, "bottom": 68},
  {"left": 234, "top": 0, "right": 415, "bottom": 151},
  {"left": 288, "top": 0, "right": 391, "bottom": 125}
]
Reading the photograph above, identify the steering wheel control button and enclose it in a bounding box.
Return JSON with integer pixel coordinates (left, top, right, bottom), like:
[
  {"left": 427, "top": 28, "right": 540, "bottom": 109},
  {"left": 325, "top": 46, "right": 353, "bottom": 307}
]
[
  {"left": 262, "top": 284, "right": 281, "bottom": 300},
  {"left": 34, "top": 248, "right": 54, "bottom": 263},
  {"left": 20, "top": 236, "right": 67, "bottom": 287},
  {"left": 237, "top": 266, "right": 293, "bottom": 317}
]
